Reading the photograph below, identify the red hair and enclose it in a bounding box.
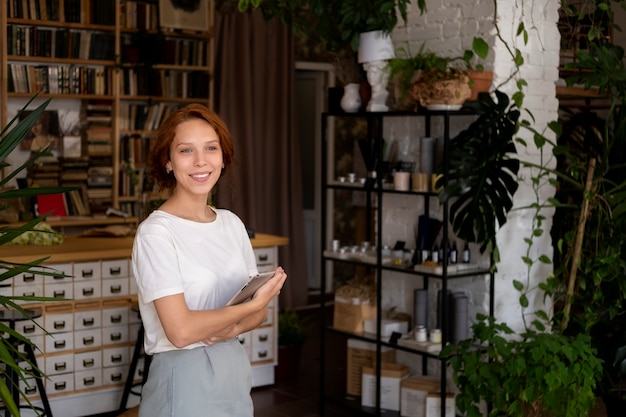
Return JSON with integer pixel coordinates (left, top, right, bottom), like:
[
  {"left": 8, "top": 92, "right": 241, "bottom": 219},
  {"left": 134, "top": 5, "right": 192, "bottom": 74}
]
[{"left": 148, "top": 104, "right": 235, "bottom": 191}]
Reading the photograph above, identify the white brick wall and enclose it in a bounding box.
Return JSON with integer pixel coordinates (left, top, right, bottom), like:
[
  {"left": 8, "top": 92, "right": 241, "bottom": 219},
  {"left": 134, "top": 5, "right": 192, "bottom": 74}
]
[{"left": 381, "top": 0, "right": 561, "bottom": 333}]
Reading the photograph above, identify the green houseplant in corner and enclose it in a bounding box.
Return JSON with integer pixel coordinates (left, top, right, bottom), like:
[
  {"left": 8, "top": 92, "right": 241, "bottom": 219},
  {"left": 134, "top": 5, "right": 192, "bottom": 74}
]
[{"left": 1, "top": 97, "right": 73, "bottom": 415}]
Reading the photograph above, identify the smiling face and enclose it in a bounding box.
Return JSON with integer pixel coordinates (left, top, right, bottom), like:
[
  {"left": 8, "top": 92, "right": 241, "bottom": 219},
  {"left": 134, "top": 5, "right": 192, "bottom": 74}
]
[{"left": 165, "top": 118, "right": 223, "bottom": 198}]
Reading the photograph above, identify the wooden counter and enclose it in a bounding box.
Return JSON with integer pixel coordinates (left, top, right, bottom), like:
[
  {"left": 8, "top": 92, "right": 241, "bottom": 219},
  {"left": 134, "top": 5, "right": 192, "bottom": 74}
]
[{"left": 1, "top": 233, "right": 289, "bottom": 264}]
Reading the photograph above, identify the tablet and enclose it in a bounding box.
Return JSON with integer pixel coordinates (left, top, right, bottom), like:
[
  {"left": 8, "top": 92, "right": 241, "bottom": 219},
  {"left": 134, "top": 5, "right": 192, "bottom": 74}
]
[{"left": 226, "top": 271, "right": 276, "bottom": 306}]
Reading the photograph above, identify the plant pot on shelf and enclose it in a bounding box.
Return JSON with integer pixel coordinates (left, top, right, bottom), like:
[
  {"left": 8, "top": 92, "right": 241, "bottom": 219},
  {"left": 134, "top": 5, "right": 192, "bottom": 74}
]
[
  {"left": 409, "top": 69, "right": 471, "bottom": 109},
  {"left": 468, "top": 70, "right": 494, "bottom": 101}
]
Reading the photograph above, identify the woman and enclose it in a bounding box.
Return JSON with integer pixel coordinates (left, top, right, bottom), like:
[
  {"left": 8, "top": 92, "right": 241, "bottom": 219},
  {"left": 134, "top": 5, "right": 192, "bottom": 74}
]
[{"left": 132, "top": 103, "right": 287, "bottom": 417}]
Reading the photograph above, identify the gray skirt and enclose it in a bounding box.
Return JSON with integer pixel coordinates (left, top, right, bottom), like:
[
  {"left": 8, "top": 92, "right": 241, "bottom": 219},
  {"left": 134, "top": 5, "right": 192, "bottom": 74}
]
[{"left": 138, "top": 338, "right": 253, "bottom": 417}]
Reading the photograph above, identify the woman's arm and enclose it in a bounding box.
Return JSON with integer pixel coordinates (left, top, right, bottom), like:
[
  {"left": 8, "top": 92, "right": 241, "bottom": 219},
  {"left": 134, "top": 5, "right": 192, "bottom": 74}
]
[{"left": 153, "top": 267, "right": 287, "bottom": 348}]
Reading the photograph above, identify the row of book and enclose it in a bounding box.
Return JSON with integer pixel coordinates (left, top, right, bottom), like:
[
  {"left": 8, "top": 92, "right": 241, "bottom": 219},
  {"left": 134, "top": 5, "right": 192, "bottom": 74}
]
[
  {"left": 8, "top": 0, "right": 115, "bottom": 25},
  {"left": 7, "top": 25, "right": 115, "bottom": 61},
  {"left": 120, "top": 35, "right": 208, "bottom": 67},
  {"left": 8, "top": 64, "right": 113, "bottom": 95},
  {"left": 120, "top": 133, "right": 152, "bottom": 165},
  {"left": 119, "top": 102, "right": 181, "bottom": 132},
  {"left": 120, "top": 68, "right": 210, "bottom": 99},
  {"left": 119, "top": 1, "right": 159, "bottom": 30}
]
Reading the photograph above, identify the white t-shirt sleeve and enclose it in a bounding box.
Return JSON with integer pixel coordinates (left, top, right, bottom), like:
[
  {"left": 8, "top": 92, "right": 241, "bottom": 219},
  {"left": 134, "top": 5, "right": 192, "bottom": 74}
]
[{"left": 132, "top": 224, "right": 184, "bottom": 304}]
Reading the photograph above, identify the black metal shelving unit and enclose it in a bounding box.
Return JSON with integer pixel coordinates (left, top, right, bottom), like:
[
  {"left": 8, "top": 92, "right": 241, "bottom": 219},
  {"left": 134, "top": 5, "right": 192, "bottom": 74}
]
[{"left": 319, "top": 109, "right": 495, "bottom": 417}]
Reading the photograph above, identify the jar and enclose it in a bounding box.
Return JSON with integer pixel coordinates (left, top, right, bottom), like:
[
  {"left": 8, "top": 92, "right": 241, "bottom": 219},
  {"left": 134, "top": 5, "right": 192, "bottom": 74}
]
[
  {"left": 415, "top": 326, "right": 428, "bottom": 342},
  {"left": 430, "top": 328, "right": 442, "bottom": 344}
]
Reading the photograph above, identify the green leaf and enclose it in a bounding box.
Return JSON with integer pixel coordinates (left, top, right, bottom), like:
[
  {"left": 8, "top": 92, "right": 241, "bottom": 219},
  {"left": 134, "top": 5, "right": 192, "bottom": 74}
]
[{"left": 472, "top": 37, "right": 489, "bottom": 59}]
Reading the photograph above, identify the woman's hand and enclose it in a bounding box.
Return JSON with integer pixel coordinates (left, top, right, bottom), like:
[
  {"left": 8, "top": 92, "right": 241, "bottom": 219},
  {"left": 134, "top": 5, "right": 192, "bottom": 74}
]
[{"left": 251, "top": 267, "right": 287, "bottom": 306}]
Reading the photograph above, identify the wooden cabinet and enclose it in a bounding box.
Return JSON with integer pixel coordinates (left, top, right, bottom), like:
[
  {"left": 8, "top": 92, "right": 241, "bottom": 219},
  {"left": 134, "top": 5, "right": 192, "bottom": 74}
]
[
  {"left": 1, "top": 233, "right": 288, "bottom": 417},
  {"left": 0, "top": 0, "right": 214, "bottom": 219}
]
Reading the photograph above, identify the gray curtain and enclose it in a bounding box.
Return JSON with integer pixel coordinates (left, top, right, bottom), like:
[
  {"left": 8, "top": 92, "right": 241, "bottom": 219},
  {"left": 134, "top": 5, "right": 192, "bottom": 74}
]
[{"left": 214, "top": 5, "right": 308, "bottom": 308}]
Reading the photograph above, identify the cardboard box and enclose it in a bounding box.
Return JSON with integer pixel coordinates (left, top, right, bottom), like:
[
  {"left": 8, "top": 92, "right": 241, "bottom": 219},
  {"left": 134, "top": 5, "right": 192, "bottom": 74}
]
[
  {"left": 347, "top": 339, "right": 396, "bottom": 396},
  {"left": 361, "top": 362, "right": 409, "bottom": 411},
  {"left": 400, "top": 375, "right": 441, "bottom": 417},
  {"left": 364, "top": 319, "right": 409, "bottom": 337},
  {"left": 333, "top": 296, "right": 377, "bottom": 333},
  {"left": 425, "top": 392, "right": 455, "bottom": 417}
]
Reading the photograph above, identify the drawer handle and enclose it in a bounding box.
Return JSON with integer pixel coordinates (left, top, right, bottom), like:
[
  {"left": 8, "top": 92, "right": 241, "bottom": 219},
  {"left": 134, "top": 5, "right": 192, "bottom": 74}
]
[
  {"left": 109, "top": 267, "right": 121, "bottom": 276},
  {"left": 23, "top": 325, "right": 35, "bottom": 334},
  {"left": 111, "top": 354, "right": 122, "bottom": 363},
  {"left": 83, "top": 318, "right": 95, "bottom": 326},
  {"left": 53, "top": 290, "right": 65, "bottom": 298},
  {"left": 138, "top": 369, "right": 145, "bottom": 377},
  {"left": 81, "top": 269, "right": 94, "bottom": 278},
  {"left": 110, "top": 314, "right": 122, "bottom": 323},
  {"left": 55, "top": 363, "right": 66, "bottom": 371},
  {"left": 23, "top": 292, "right": 35, "bottom": 297},
  {"left": 258, "top": 255, "right": 269, "bottom": 261},
  {"left": 53, "top": 275, "right": 66, "bottom": 280},
  {"left": 110, "top": 332, "right": 122, "bottom": 341},
  {"left": 55, "top": 382, "right": 67, "bottom": 390},
  {"left": 83, "top": 377, "right": 95, "bottom": 386},
  {"left": 54, "top": 321, "right": 66, "bottom": 329},
  {"left": 258, "top": 335, "right": 268, "bottom": 342},
  {"left": 54, "top": 340, "right": 66, "bottom": 349},
  {"left": 83, "top": 288, "right": 94, "bottom": 296},
  {"left": 258, "top": 350, "right": 268, "bottom": 358},
  {"left": 238, "top": 337, "right": 246, "bottom": 345},
  {"left": 83, "top": 359, "right": 95, "bottom": 367},
  {"left": 25, "top": 386, "right": 37, "bottom": 395},
  {"left": 83, "top": 336, "right": 94, "bottom": 345},
  {"left": 110, "top": 285, "right": 122, "bottom": 294},
  {"left": 22, "top": 274, "right": 35, "bottom": 282},
  {"left": 111, "top": 373, "right": 123, "bottom": 382}
]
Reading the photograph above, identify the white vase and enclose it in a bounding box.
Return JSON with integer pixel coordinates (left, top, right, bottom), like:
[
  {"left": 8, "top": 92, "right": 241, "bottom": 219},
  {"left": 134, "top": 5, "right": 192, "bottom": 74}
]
[{"left": 340, "top": 83, "right": 361, "bottom": 113}]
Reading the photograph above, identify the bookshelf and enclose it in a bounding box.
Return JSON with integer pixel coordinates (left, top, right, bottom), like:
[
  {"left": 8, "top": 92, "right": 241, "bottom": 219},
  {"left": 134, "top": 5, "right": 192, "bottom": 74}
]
[{"left": 1, "top": 0, "right": 215, "bottom": 221}]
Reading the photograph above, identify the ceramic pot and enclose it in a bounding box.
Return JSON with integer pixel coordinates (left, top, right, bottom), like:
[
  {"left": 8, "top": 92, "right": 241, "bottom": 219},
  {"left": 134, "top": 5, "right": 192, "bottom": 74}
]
[
  {"left": 409, "top": 73, "right": 472, "bottom": 108},
  {"left": 340, "top": 83, "right": 362, "bottom": 113},
  {"left": 468, "top": 70, "right": 494, "bottom": 101}
]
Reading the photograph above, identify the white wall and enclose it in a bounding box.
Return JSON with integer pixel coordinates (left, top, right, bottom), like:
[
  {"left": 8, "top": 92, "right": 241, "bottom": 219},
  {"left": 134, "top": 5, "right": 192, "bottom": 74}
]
[{"left": 379, "top": 0, "right": 561, "bottom": 333}]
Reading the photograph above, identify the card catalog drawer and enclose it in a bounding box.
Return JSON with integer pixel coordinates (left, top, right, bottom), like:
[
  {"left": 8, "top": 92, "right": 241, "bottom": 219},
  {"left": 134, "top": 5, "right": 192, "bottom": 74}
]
[
  {"left": 102, "top": 326, "right": 129, "bottom": 345},
  {"left": 75, "top": 369, "right": 103, "bottom": 390},
  {"left": 45, "top": 332, "right": 74, "bottom": 353},
  {"left": 74, "top": 281, "right": 102, "bottom": 300},
  {"left": 237, "top": 331, "right": 252, "bottom": 360},
  {"left": 102, "top": 277, "right": 129, "bottom": 298},
  {"left": 15, "top": 315, "right": 44, "bottom": 337},
  {"left": 75, "top": 350, "right": 102, "bottom": 372},
  {"left": 45, "top": 353, "right": 75, "bottom": 375},
  {"left": 254, "top": 248, "right": 275, "bottom": 267},
  {"left": 44, "top": 282, "right": 73, "bottom": 300},
  {"left": 102, "top": 306, "right": 129, "bottom": 327},
  {"left": 103, "top": 365, "right": 128, "bottom": 386},
  {"left": 74, "top": 261, "right": 101, "bottom": 280},
  {"left": 102, "top": 259, "right": 129, "bottom": 279},
  {"left": 45, "top": 312, "right": 74, "bottom": 333},
  {"left": 75, "top": 329, "right": 102, "bottom": 350},
  {"left": 251, "top": 327, "right": 274, "bottom": 362},
  {"left": 13, "top": 284, "right": 44, "bottom": 304},
  {"left": 47, "top": 373, "right": 74, "bottom": 394},
  {"left": 13, "top": 269, "right": 44, "bottom": 286},
  {"left": 20, "top": 378, "right": 40, "bottom": 400},
  {"left": 103, "top": 346, "right": 130, "bottom": 368},
  {"left": 44, "top": 263, "right": 73, "bottom": 284},
  {"left": 74, "top": 309, "right": 102, "bottom": 331}
]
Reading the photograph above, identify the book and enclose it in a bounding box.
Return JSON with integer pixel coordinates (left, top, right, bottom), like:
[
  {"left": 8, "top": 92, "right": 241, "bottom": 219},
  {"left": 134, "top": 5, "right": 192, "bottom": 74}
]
[{"left": 36, "top": 193, "right": 68, "bottom": 217}]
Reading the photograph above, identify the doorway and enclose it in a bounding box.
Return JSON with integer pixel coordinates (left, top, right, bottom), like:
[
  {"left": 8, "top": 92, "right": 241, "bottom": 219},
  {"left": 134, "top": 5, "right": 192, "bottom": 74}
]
[{"left": 295, "top": 62, "right": 334, "bottom": 294}]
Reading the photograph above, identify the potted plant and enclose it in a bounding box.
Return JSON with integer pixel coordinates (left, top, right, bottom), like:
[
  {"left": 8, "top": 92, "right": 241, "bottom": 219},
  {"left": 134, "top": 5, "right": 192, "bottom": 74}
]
[
  {"left": 1, "top": 96, "right": 75, "bottom": 415},
  {"left": 275, "top": 308, "right": 309, "bottom": 380}
]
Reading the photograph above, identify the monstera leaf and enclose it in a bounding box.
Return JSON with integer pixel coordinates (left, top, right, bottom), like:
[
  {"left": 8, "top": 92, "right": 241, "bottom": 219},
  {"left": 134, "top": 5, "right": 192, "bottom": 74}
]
[{"left": 438, "top": 90, "right": 520, "bottom": 254}]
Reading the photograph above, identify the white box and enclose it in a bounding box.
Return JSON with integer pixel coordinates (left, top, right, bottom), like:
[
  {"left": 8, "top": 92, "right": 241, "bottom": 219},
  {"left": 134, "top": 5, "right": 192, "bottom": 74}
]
[
  {"left": 364, "top": 319, "right": 409, "bottom": 337},
  {"left": 425, "top": 392, "right": 455, "bottom": 417},
  {"left": 347, "top": 339, "right": 396, "bottom": 396},
  {"left": 361, "top": 362, "right": 409, "bottom": 411},
  {"left": 400, "top": 375, "right": 441, "bottom": 417}
]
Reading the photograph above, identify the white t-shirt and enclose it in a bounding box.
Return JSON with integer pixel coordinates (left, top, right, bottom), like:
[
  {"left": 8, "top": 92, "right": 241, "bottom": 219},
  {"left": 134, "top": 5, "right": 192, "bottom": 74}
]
[{"left": 132, "top": 208, "right": 258, "bottom": 354}]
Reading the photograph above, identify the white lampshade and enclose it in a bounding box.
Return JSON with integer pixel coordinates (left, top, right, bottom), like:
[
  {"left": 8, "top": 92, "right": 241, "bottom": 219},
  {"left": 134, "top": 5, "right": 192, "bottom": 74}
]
[{"left": 358, "top": 30, "right": 395, "bottom": 63}]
